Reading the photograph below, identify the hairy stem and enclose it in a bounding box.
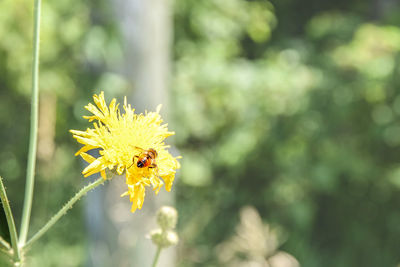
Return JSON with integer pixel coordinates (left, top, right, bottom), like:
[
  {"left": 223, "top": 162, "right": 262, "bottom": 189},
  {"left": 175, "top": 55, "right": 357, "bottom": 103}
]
[
  {"left": 23, "top": 177, "right": 105, "bottom": 249},
  {"left": 19, "top": 0, "right": 42, "bottom": 246},
  {"left": 0, "top": 176, "right": 20, "bottom": 262}
]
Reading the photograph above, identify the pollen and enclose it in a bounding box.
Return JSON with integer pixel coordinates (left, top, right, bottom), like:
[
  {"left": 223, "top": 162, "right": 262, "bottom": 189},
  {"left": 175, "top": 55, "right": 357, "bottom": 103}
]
[{"left": 70, "top": 92, "right": 181, "bottom": 213}]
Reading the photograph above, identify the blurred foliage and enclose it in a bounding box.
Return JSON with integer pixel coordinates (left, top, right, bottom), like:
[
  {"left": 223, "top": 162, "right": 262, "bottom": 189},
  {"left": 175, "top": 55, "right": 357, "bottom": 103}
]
[
  {"left": 0, "top": 0, "right": 124, "bottom": 265},
  {"left": 2, "top": 0, "right": 400, "bottom": 266},
  {"left": 173, "top": 0, "right": 400, "bottom": 266},
  {"left": 217, "top": 206, "right": 299, "bottom": 267}
]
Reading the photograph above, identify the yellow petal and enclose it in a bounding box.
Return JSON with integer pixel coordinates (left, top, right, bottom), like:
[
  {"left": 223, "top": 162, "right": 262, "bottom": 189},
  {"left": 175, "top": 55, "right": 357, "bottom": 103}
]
[
  {"left": 73, "top": 136, "right": 100, "bottom": 147},
  {"left": 79, "top": 152, "right": 96, "bottom": 164},
  {"left": 82, "top": 157, "right": 107, "bottom": 177},
  {"left": 101, "top": 170, "right": 107, "bottom": 180},
  {"left": 74, "top": 145, "right": 97, "bottom": 156}
]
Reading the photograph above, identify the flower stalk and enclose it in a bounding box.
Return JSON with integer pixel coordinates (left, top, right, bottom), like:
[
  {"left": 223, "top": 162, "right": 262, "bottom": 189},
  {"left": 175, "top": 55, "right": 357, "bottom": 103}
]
[
  {"left": 19, "top": 0, "right": 42, "bottom": 247},
  {"left": 151, "top": 247, "right": 162, "bottom": 267},
  {"left": 0, "top": 176, "right": 21, "bottom": 263},
  {"left": 23, "top": 177, "right": 105, "bottom": 250}
]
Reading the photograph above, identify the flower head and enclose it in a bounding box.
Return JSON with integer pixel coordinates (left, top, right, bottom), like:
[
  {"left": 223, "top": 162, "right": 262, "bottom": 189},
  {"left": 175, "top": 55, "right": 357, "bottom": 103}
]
[{"left": 70, "top": 92, "right": 180, "bottom": 212}]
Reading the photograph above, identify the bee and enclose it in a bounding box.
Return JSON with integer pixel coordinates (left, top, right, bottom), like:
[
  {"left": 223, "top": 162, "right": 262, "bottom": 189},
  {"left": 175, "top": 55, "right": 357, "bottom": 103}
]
[{"left": 129, "top": 146, "right": 158, "bottom": 169}]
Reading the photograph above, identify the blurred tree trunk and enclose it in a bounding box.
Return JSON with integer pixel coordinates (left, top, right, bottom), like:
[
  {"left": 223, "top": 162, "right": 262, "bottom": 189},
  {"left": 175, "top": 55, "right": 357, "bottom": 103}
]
[{"left": 85, "top": 0, "right": 175, "bottom": 267}]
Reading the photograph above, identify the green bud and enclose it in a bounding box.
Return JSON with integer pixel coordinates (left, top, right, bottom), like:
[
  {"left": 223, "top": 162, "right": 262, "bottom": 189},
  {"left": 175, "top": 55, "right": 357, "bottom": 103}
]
[
  {"left": 156, "top": 206, "right": 178, "bottom": 230},
  {"left": 150, "top": 229, "right": 179, "bottom": 248}
]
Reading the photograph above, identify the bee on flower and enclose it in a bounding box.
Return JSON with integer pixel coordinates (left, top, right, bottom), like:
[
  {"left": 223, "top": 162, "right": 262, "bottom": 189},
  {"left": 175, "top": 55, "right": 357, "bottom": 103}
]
[{"left": 70, "top": 92, "right": 181, "bottom": 213}]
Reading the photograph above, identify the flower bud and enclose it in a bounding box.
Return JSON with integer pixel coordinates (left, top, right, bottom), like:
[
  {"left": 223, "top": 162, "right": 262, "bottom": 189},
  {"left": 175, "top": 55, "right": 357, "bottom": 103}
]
[
  {"left": 150, "top": 229, "right": 179, "bottom": 248},
  {"left": 156, "top": 206, "right": 178, "bottom": 230}
]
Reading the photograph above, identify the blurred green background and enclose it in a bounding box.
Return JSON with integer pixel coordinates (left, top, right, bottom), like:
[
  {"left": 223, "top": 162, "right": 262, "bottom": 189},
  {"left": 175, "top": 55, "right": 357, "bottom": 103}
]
[{"left": 1, "top": 0, "right": 400, "bottom": 266}]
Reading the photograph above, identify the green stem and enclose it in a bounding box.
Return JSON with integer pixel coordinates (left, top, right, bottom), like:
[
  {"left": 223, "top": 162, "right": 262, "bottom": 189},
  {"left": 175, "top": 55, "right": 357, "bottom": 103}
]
[
  {"left": 151, "top": 247, "right": 162, "bottom": 267},
  {"left": 0, "top": 236, "right": 10, "bottom": 250},
  {"left": 19, "top": 0, "right": 42, "bottom": 246},
  {"left": 0, "top": 177, "right": 21, "bottom": 263},
  {"left": 23, "top": 177, "right": 105, "bottom": 249}
]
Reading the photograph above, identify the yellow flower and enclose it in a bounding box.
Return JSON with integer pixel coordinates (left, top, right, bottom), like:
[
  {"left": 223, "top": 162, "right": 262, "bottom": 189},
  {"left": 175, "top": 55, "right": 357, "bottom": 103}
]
[{"left": 70, "top": 92, "right": 181, "bottom": 212}]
